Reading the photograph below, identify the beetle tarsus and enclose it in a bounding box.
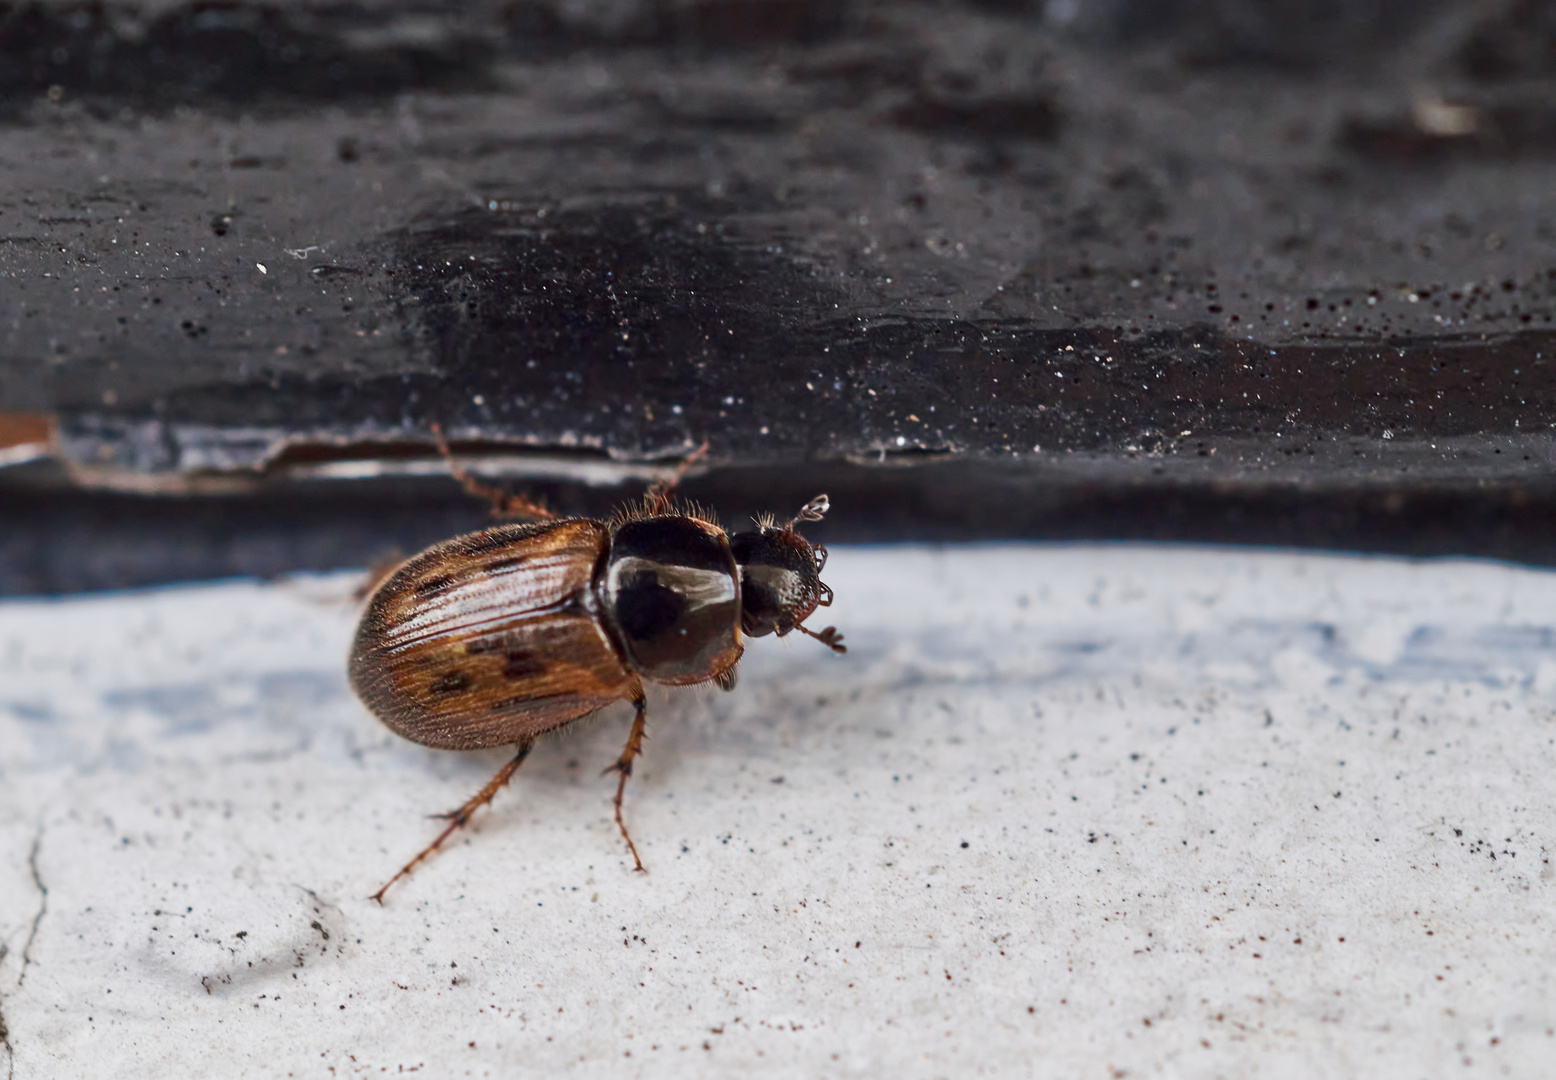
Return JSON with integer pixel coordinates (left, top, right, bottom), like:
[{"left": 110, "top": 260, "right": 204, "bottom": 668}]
[
  {"left": 370, "top": 739, "right": 536, "bottom": 903},
  {"left": 431, "top": 422, "right": 556, "bottom": 521},
  {"left": 797, "top": 623, "right": 847, "bottom": 653},
  {"left": 602, "top": 694, "right": 650, "bottom": 872}
]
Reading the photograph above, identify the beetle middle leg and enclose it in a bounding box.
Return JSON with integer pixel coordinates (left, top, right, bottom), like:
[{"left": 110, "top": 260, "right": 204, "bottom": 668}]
[
  {"left": 370, "top": 738, "right": 536, "bottom": 903},
  {"left": 602, "top": 685, "right": 650, "bottom": 872},
  {"left": 431, "top": 423, "right": 556, "bottom": 521}
]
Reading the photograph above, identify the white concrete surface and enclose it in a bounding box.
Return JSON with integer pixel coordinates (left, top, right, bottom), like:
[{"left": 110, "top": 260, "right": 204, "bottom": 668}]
[{"left": 1, "top": 544, "right": 1553, "bottom": 1078}]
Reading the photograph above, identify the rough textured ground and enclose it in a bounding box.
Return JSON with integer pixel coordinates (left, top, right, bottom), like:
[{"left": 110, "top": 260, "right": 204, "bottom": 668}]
[{"left": 2, "top": 545, "right": 1553, "bottom": 1077}]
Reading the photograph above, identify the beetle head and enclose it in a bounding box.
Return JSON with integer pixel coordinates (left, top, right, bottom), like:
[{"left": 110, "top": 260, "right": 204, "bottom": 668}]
[{"left": 728, "top": 495, "right": 844, "bottom": 652}]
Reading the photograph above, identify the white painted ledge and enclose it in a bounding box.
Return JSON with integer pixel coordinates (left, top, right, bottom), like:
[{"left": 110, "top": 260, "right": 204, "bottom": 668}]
[{"left": 1, "top": 544, "right": 1553, "bottom": 1077}]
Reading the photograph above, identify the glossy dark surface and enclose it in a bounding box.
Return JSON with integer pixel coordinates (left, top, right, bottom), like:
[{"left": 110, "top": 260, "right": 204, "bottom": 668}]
[
  {"left": 601, "top": 516, "right": 741, "bottom": 683},
  {"left": 2, "top": 0, "right": 1555, "bottom": 591},
  {"left": 729, "top": 527, "right": 822, "bottom": 638}
]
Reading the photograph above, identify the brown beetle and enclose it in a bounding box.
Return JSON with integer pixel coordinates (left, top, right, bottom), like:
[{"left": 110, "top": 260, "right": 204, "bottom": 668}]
[{"left": 349, "top": 438, "right": 844, "bottom": 901}]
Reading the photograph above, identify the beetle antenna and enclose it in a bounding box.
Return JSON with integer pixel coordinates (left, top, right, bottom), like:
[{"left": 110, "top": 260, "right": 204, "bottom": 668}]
[
  {"left": 796, "top": 622, "right": 847, "bottom": 654},
  {"left": 787, "top": 494, "right": 830, "bottom": 530}
]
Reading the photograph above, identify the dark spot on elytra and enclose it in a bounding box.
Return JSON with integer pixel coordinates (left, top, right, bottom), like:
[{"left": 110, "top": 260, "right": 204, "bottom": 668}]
[
  {"left": 429, "top": 670, "right": 473, "bottom": 696},
  {"left": 503, "top": 650, "right": 546, "bottom": 680},
  {"left": 458, "top": 532, "right": 512, "bottom": 556},
  {"left": 413, "top": 573, "right": 456, "bottom": 598},
  {"left": 463, "top": 635, "right": 504, "bottom": 655},
  {"left": 456, "top": 522, "right": 555, "bottom": 558}
]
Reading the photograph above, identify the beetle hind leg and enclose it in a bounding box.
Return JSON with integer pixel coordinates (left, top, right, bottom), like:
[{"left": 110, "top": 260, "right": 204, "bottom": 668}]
[
  {"left": 431, "top": 423, "right": 556, "bottom": 521},
  {"left": 370, "top": 739, "right": 536, "bottom": 903},
  {"left": 642, "top": 440, "right": 710, "bottom": 515},
  {"left": 601, "top": 687, "right": 650, "bottom": 872}
]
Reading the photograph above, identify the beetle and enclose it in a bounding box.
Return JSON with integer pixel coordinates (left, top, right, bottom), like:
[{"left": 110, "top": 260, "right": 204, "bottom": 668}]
[{"left": 349, "top": 435, "right": 844, "bottom": 902}]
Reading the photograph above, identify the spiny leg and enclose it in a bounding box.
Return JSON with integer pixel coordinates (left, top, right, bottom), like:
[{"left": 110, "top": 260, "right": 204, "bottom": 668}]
[
  {"left": 430, "top": 422, "right": 556, "bottom": 521},
  {"left": 601, "top": 687, "right": 650, "bottom": 872},
  {"left": 371, "top": 739, "right": 535, "bottom": 903},
  {"left": 643, "top": 441, "right": 710, "bottom": 515}
]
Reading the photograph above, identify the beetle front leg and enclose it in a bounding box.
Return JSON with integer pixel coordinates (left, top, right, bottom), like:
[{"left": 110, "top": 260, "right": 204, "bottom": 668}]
[
  {"left": 602, "top": 686, "right": 650, "bottom": 872},
  {"left": 371, "top": 738, "right": 536, "bottom": 903}
]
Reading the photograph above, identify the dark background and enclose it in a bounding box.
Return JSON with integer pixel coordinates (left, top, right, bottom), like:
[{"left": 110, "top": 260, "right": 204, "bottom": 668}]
[{"left": 2, "top": 0, "right": 1555, "bottom": 592}]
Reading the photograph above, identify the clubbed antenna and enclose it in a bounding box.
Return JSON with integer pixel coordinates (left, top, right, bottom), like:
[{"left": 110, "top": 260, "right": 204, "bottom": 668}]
[{"left": 788, "top": 494, "right": 830, "bottom": 530}]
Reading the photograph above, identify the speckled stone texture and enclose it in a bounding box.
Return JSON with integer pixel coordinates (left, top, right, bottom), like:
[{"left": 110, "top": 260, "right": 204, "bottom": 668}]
[{"left": 1, "top": 544, "right": 1552, "bottom": 1076}]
